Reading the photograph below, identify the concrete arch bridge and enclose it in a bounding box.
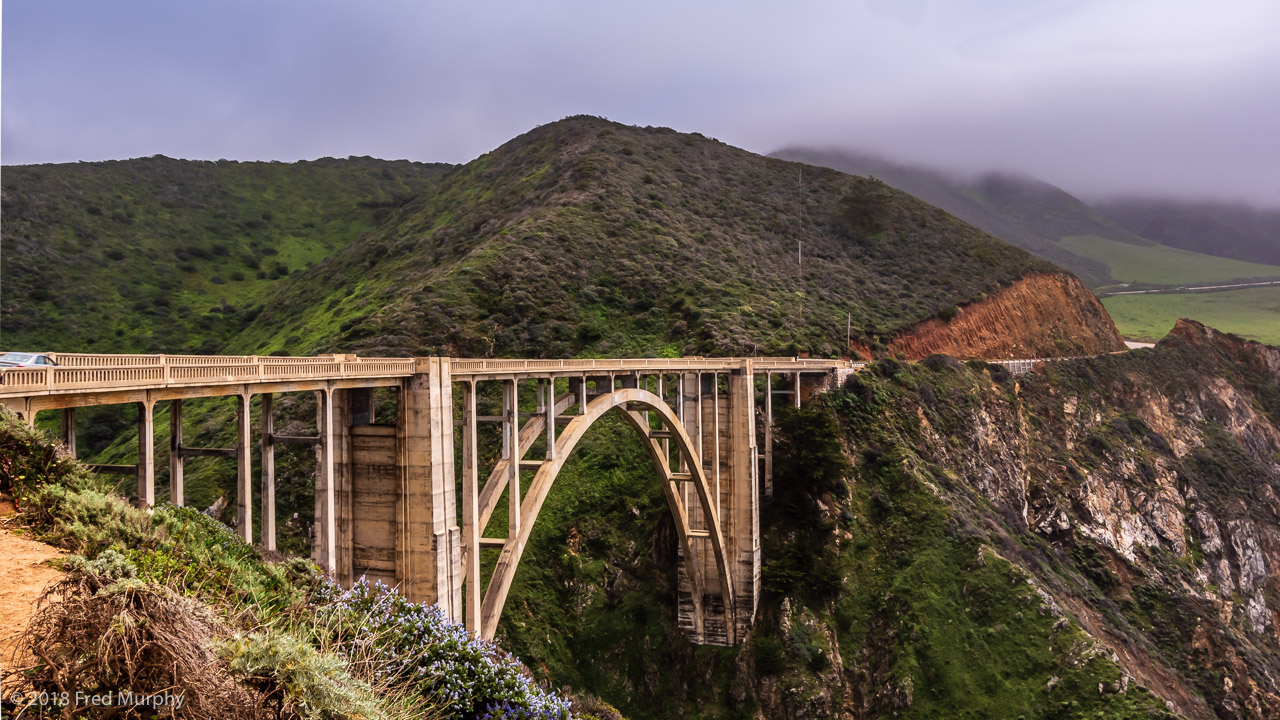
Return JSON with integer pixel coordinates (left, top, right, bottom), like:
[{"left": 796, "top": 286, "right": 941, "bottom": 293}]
[{"left": 0, "top": 352, "right": 1046, "bottom": 644}]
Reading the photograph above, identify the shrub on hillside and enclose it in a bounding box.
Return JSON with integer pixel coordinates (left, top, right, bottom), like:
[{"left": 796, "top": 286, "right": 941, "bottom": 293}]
[
  {"left": 317, "top": 580, "right": 572, "bottom": 720},
  {"left": 216, "top": 632, "right": 383, "bottom": 720},
  {"left": 0, "top": 408, "right": 90, "bottom": 499},
  {"left": 10, "top": 570, "right": 268, "bottom": 720}
]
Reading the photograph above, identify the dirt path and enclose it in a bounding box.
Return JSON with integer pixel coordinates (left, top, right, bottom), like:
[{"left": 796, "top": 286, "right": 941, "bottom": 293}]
[{"left": 0, "top": 527, "right": 65, "bottom": 668}]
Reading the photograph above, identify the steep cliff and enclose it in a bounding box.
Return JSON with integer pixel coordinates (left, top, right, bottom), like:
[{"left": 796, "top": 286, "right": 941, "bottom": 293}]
[{"left": 887, "top": 272, "right": 1126, "bottom": 359}]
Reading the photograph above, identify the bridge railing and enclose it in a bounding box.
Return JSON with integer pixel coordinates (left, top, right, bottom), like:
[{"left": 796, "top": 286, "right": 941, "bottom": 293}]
[
  {"left": 449, "top": 357, "right": 867, "bottom": 376},
  {"left": 51, "top": 353, "right": 169, "bottom": 367},
  {"left": 450, "top": 358, "right": 747, "bottom": 375},
  {"left": 49, "top": 353, "right": 363, "bottom": 367},
  {"left": 752, "top": 358, "right": 868, "bottom": 372},
  {"left": 1, "top": 355, "right": 417, "bottom": 396}
]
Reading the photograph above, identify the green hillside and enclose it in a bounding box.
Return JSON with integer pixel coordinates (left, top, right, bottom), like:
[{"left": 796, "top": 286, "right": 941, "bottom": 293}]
[
  {"left": 1, "top": 155, "right": 452, "bottom": 353},
  {"left": 1060, "top": 234, "right": 1280, "bottom": 286},
  {"left": 229, "top": 116, "right": 1057, "bottom": 359},
  {"left": 1095, "top": 198, "right": 1280, "bottom": 265}
]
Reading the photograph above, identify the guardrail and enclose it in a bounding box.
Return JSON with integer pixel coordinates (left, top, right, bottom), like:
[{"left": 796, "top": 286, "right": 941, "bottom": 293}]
[
  {"left": 0, "top": 355, "right": 417, "bottom": 396},
  {"left": 449, "top": 357, "right": 864, "bottom": 376},
  {"left": 49, "top": 352, "right": 361, "bottom": 367},
  {"left": 0, "top": 350, "right": 1102, "bottom": 398}
]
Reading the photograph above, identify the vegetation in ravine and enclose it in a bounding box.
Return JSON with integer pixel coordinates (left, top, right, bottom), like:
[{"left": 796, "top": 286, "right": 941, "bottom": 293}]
[
  {"left": 0, "top": 411, "right": 581, "bottom": 720},
  {"left": 481, "top": 324, "right": 1280, "bottom": 718},
  {"left": 1, "top": 155, "right": 451, "bottom": 354}
]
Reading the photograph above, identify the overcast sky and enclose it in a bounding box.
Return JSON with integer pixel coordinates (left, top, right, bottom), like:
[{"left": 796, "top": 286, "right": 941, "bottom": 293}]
[{"left": 3, "top": 0, "right": 1278, "bottom": 206}]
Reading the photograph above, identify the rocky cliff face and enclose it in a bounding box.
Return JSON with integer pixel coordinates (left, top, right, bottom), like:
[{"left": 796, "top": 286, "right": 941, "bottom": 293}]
[
  {"left": 804, "top": 318, "right": 1280, "bottom": 719},
  {"left": 887, "top": 271, "right": 1126, "bottom": 359}
]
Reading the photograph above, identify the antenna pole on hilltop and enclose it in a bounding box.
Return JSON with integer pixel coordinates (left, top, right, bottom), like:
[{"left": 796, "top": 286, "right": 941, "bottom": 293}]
[{"left": 797, "top": 167, "right": 803, "bottom": 266}]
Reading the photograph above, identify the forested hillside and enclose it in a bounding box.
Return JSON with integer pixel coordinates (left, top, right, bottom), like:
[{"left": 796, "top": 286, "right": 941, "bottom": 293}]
[{"left": 1, "top": 156, "right": 451, "bottom": 352}]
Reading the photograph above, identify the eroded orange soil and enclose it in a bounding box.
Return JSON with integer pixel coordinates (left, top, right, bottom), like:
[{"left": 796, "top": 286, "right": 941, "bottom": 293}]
[{"left": 0, "top": 527, "right": 65, "bottom": 670}]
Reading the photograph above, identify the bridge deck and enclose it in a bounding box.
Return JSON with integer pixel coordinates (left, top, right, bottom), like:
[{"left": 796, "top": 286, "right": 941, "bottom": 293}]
[{"left": 0, "top": 353, "right": 866, "bottom": 400}]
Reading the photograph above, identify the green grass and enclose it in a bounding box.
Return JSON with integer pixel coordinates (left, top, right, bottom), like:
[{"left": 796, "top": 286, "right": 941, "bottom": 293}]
[
  {"left": 1103, "top": 286, "right": 1280, "bottom": 344},
  {"left": 1059, "top": 234, "right": 1280, "bottom": 286}
]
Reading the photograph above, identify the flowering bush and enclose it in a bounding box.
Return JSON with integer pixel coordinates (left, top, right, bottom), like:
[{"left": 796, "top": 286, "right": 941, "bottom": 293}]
[{"left": 317, "top": 580, "right": 573, "bottom": 720}]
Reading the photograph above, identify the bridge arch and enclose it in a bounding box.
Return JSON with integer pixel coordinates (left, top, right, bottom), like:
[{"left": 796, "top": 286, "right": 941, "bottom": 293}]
[{"left": 478, "top": 387, "right": 733, "bottom": 641}]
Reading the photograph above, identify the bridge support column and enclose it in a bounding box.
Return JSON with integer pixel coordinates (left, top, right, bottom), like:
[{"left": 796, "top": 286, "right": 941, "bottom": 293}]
[
  {"left": 236, "top": 394, "right": 253, "bottom": 543},
  {"left": 260, "top": 394, "right": 276, "bottom": 551},
  {"left": 137, "top": 399, "right": 155, "bottom": 508},
  {"left": 396, "top": 358, "right": 461, "bottom": 620},
  {"left": 725, "top": 364, "right": 760, "bottom": 641},
  {"left": 502, "top": 379, "right": 520, "bottom": 536},
  {"left": 677, "top": 363, "right": 759, "bottom": 645},
  {"left": 460, "top": 380, "right": 481, "bottom": 633},
  {"left": 169, "top": 400, "right": 184, "bottom": 506},
  {"left": 314, "top": 388, "right": 340, "bottom": 574},
  {"left": 763, "top": 372, "right": 773, "bottom": 497},
  {"left": 60, "top": 408, "right": 76, "bottom": 458},
  {"left": 334, "top": 390, "right": 356, "bottom": 585}
]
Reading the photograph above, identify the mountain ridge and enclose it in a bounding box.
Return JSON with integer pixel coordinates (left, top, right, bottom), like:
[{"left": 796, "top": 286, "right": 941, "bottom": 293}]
[{"left": 226, "top": 116, "right": 1121, "bottom": 359}]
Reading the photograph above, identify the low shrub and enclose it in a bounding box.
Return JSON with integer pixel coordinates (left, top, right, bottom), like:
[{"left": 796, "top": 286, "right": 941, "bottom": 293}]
[
  {"left": 317, "top": 580, "right": 572, "bottom": 719},
  {"left": 0, "top": 408, "right": 92, "bottom": 498},
  {"left": 10, "top": 571, "right": 265, "bottom": 720},
  {"left": 216, "top": 632, "right": 382, "bottom": 720}
]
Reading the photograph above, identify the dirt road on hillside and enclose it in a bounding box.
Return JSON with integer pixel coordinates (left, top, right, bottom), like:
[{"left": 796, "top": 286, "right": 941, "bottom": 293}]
[{"left": 0, "top": 528, "right": 65, "bottom": 671}]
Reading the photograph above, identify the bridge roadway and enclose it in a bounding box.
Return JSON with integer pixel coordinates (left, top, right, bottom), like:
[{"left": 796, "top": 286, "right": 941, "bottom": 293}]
[{"left": 0, "top": 351, "right": 1051, "bottom": 643}]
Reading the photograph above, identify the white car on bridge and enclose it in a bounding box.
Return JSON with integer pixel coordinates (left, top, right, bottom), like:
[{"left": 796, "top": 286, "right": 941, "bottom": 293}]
[{"left": 0, "top": 352, "right": 58, "bottom": 368}]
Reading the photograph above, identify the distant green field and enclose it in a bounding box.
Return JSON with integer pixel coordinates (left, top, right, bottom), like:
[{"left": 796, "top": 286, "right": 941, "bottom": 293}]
[
  {"left": 1060, "top": 234, "right": 1280, "bottom": 286},
  {"left": 1103, "top": 287, "right": 1280, "bottom": 345}
]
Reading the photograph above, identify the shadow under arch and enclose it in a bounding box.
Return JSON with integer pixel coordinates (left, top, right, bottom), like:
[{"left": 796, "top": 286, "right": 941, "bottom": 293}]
[{"left": 478, "top": 388, "right": 734, "bottom": 642}]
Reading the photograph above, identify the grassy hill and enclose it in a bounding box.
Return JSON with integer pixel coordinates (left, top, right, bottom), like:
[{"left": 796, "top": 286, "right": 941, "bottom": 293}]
[
  {"left": 1094, "top": 198, "right": 1280, "bottom": 265},
  {"left": 228, "top": 116, "right": 1064, "bottom": 359},
  {"left": 1103, "top": 286, "right": 1280, "bottom": 344},
  {"left": 1, "top": 155, "right": 452, "bottom": 353},
  {"left": 1059, "top": 234, "right": 1280, "bottom": 286}
]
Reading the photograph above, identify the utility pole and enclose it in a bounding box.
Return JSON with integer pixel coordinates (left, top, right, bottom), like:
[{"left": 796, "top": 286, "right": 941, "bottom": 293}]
[
  {"left": 797, "top": 168, "right": 803, "bottom": 267},
  {"left": 846, "top": 313, "right": 851, "bottom": 352}
]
